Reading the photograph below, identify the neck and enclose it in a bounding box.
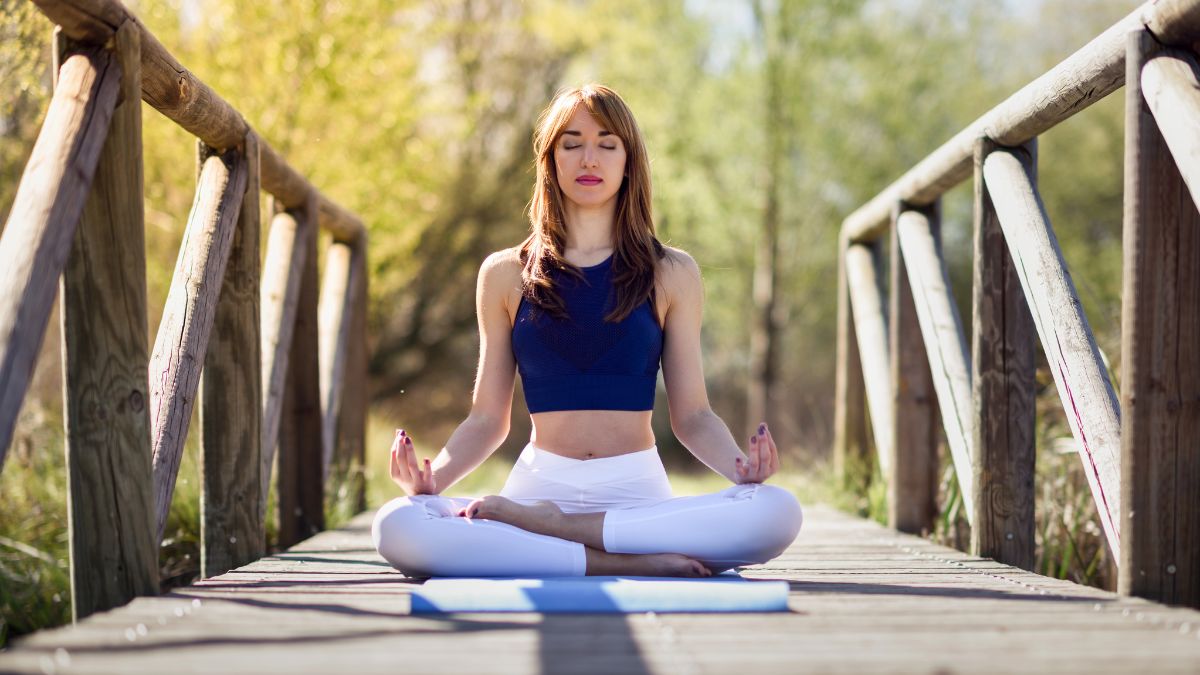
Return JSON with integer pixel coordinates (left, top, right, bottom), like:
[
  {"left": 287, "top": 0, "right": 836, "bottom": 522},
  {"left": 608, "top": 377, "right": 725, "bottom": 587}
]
[{"left": 562, "top": 197, "right": 618, "bottom": 254}]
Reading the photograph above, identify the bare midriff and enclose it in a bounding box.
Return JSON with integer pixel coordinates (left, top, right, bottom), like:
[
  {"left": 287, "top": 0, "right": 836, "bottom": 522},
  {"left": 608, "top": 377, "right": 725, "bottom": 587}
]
[{"left": 529, "top": 409, "right": 656, "bottom": 460}]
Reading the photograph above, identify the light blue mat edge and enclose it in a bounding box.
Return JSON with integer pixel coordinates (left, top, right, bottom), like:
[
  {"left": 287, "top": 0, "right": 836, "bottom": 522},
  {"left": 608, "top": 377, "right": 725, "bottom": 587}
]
[{"left": 410, "top": 574, "right": 791, "bottom": 613}]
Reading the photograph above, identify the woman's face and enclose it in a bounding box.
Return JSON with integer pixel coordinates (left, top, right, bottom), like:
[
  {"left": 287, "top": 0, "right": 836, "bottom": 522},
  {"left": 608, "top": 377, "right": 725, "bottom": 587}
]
[{"left": 553, "top": 105, "right": 627, "bottom": 210}]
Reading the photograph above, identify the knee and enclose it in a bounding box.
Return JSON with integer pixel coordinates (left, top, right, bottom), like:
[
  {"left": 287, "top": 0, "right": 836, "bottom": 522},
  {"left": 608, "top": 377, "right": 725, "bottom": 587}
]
[
  {"left": 372, "top": 496, "right": 435, "bottom": 575},
  {"left": 746, "top": 484, "right": 804, "bottom": 559}
]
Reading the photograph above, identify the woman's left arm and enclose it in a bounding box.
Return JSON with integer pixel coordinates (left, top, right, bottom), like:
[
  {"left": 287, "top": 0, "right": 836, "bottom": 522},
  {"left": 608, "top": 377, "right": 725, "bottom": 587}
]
[{"left": 659, "top": 250, "right": 779, "bottom": 484}]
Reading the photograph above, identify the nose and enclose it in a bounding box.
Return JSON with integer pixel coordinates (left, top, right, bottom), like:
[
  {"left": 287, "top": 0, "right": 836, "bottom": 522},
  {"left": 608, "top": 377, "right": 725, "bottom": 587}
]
[{"left": 581, "top": 145, "right": 599, "bottom": 168}]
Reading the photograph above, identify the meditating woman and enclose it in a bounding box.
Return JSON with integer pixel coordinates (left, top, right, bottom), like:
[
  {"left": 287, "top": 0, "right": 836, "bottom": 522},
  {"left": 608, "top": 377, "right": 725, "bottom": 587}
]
[{"left": 372, "top": 84, "right": 802, "bottom": 578}]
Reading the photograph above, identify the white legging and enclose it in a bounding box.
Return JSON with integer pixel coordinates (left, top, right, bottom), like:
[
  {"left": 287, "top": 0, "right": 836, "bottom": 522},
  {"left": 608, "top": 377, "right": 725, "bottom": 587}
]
[{"left": 371, "top": 442, "right": 803, "bottom": 577}]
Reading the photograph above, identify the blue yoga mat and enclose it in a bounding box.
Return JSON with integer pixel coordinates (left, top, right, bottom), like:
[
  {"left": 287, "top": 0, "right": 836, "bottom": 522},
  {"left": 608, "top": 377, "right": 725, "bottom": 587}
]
[{"left": 410, "top": 574, "right": 790, "bottom": 613}]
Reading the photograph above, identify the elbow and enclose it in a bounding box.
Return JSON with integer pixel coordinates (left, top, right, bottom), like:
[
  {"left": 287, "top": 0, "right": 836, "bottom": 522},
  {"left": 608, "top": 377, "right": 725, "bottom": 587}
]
[
  {"left": 467, "top": 410, "right": 510, "bottom": 446},
  {"left": 670, "top": 407, "right": 713, "bottom": 444}
]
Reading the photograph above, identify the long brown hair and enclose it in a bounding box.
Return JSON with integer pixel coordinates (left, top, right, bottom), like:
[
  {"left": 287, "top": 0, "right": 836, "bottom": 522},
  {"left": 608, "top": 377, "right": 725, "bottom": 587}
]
[{"left": 519, "top": 84, "right": 665, "bottom": 323}]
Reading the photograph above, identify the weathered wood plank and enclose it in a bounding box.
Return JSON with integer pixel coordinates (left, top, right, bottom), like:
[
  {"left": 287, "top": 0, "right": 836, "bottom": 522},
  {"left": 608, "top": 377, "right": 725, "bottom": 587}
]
[
  {"left": 840, "top": 0, "right": 1200, "bottom": 244},
  {"left": 970, "top": 138, "right": 1037, "bottom": 571},
  {"left": 277, "top": 206, "right": 325, "bottom": 548},
  {"left": 30, "top": 1, "right": 366, "bottom": 244},
  {"left": 56, "top": 25, "right": 158, "bottom": 620},
  {"left": 894, "top": 207, "right": 975, "bottom": 525},
  {"left": 833, "top": 234, "right": 871, "bottom": 487},
  {"left": 1120, "top": 30, "right": 1200, "bottom": 609},
  {"left": 148, "top": 147, "right": 248, "bottom": 541},
  {"left": 983, "top": 147, "right": 1122, "bottom": 560},
  {"left": 259, "top": 204, "right": 312, "bottom": 520},
  {"left": 199, "top": 133, "right": 263, "bottom": 579},
  {"left": 318, "top": 241, "right": 358, "bottom": 479},
  {"left": 844, "top": 242, "right": 891, "bottom": 476},
  {"left": 1141, "top": 48, "right": 1200, "bottom": 216},
  {"left": 888, "top": 205, "right": 938, "bottom": 534},
  {"left": 0, "top": 46, "right": 119, "bottom": 466}
]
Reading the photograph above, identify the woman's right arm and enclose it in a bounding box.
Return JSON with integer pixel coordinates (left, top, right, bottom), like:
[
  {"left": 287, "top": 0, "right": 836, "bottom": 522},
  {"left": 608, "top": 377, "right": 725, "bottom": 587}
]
[{"left": 394, "top": 250, "right": 519, "bottom": 495}]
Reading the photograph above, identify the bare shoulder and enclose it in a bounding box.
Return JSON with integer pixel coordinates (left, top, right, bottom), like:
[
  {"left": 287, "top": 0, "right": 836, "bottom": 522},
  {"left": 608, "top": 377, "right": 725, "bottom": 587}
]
[
  {"left": 480, "top": 247, "right": 525, "bottom": 289},
  {"left": 656, "top": 246, "right": 703, "bottom": 312}
]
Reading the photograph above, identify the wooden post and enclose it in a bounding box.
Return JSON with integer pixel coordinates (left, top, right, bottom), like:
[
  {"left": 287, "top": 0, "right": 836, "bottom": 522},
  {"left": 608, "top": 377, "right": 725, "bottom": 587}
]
[
  {"left": 57, "top": 25, "right": 157, "bottom": 621},
  {"left": 259, "top": 202, "right": 312, "bottom": 523},
  {"left": 1120, "top": 31, "right": 1200, "bottom": 608},
  {"left": 277, "top": 196, "right": 325, "bottom": 548},
  {"left": 0, "top": 45, "right": 120, "bottom": 466},
  {"left": 895, "top": 207, "right": 976, "bottom": 526},
  {"left": 888, "top": 204, "right": 939, "bottom": 534},
  {"left": 983, "top": 147, "right": 1122, "bottom": 560},
  {"left": 336, "top": 240, "right": 370, "bottom": 512},
  {"left": 834, "top": 232, "right": 871, "bottom": 488},
  {"left": 199, "top": 133, "right": 263, "bottom": 579},
  {"left": 845, "top": 241, "right": 892, "bottom": 478},
  {"left": 318, "top": 241, "right": 358, "bottom": 480},
  {"left": 970, "top": 138, "right": 1037, "bottom": 570},
  {"left": 148, "top": 146, "right": 248, "bottom": 541}
]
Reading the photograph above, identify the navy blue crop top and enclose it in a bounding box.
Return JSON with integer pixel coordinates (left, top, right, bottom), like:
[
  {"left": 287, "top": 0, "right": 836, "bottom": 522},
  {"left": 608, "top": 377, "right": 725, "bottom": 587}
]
[{"left": 511, "top": 254, "right": 663, "bottom": 413}]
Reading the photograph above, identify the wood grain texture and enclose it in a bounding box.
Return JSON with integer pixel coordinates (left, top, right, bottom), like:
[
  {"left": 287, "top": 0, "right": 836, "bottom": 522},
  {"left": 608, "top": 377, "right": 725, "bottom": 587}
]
[
  {"left": 0, "top": 46, "right": 119, "bottom": 466},
  {"left": 983, "top": 148, "right": 1122, "bottom": 560},
  {"left": 5, "top": 504, "right": 1200, "bottom": 674},
  {"left": 1120, "top": 30, "right": 1200, "bottom": 609},
  {"left": 148, "top": 147, "right": 247, "bottom": 542},
  {"left": 888, "top": 205, "right": 939, "bottom": 534},
  {"left": 833, "top": 234, "right": 871, "bottom": 486},
  {"left": 259, "top": 204, "right": 313, "bottom": 520},
  {"left": 840, "top": 0, "right": 1200, "bottom": 244},
  {"left": 277, "top": 211, "right": 324, "bottom": 549},
  {"left": 56, "top": 26, "right": 158, "bottom": 620},
  {"left": 970, "top": 138, "right": 1037, "bottom": 571},
  {"left": 200, "top": 135, "right": 263, "bottom": 580},
  {"left": 30, "top": 1, "right": 365, "bottom": 244},
  {"left": 317, "top": 242, "right": 358, "bottom": 480},
  {"left": 1141, "top": 49, "right": 1200, "bottom": 216},
  {"left": 895, "top": 207, "right": 975, "bottom": 526},
  {"left": 845, "top": 242, "right": 892, "bottom": 477}
]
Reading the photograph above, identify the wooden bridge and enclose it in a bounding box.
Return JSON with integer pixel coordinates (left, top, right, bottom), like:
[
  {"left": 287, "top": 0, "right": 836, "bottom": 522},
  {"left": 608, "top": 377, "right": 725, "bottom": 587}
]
[{"left": 1, "top": 0, "right": 1199, "bottom": 672}]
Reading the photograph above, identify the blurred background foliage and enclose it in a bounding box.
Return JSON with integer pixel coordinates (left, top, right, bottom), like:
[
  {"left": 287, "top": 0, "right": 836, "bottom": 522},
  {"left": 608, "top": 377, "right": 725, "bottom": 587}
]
[{"left": 1, "top": 0, "right": 1133, "bottom": 641}]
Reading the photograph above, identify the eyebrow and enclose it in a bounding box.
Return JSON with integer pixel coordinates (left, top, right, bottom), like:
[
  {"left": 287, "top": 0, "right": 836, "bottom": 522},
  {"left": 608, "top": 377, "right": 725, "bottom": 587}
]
[{"left": 561, "top": 130, "right": 614, "bottom": 137}]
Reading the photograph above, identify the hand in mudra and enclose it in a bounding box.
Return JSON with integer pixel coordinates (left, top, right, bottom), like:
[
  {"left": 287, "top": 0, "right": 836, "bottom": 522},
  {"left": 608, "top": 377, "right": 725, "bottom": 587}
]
[
  {"left": 735, "top": 422, "right": 779, "bottom": 484},
  {"left": 389, "top": 429, "right": 436, "bottom": 495}
]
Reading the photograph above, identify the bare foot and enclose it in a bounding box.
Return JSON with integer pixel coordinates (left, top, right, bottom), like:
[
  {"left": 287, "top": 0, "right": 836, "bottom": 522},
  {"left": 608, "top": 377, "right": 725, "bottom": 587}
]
[
  {"left": 587, "top": 550, "right": 713, "bottom": 578},
  {"left": 459, "top": 496, "right": 564, "bottom": 537}
]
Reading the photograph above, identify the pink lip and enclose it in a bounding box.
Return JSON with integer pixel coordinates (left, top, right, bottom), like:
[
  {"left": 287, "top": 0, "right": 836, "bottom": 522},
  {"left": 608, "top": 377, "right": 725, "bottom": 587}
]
[{"left": 576, "top": 176, "right": 603, "bottom": 185}]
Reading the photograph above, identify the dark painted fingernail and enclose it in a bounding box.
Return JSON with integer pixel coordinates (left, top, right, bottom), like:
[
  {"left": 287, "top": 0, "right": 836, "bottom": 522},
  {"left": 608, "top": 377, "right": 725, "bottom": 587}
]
[
  {"left": 750, "top": 435, "right": 757, "bottom": 443},
  {"left": 758, "top": 423, "right": 766, "bottom": 435}
]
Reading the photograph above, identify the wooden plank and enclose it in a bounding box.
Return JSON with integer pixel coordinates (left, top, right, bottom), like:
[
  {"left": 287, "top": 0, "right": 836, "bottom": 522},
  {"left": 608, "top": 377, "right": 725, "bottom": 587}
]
[
  {"left": 56, "top": 25, "right": 157, "bottom": 620},
  {"left": 1120, "top": 30, "right": 1200, "bottom": 609},
  {"left": 29, "top": 1, "right": 367, "bottom": 244},
  {"left": 844, "top": 242, "right": 891, "bottom": 477},
  {"left": 1141, "top": 48, "right": 1200, "bottom": 216},
  {"left": 840, "top": 0, "right": 1200, "bottom": 244},
  {"left": 148, "top": 147, "right": 248, "bottom": 541},
  {"left": 983, "top": 147, "right": 1122, "bottom": 560},
  {"left": 834, "top": 233, "right": 871, "bottom": 487},
  {"left": 888, "top": 204, "right": 938, "bottom": 534},
  {"left": 259, "top": 204, "right": 312, "bottom": 521},
  {"left": 277, "top": 200, "right": 325, "bottom": 548},
  {"left": 895, "top": 207, "right": 975, "bottom": 525},
  {"left": 970, "top": 138, "right": 1037, "bottom": 571},
  {"left": 0, "top": 45, "right": 119, "bottom": 466},
  {"left": 317, "top": 241, "right": 357, "bottom": 479},
  {"left": 199, "top": 133, "right": 263, "bottom": 579}
]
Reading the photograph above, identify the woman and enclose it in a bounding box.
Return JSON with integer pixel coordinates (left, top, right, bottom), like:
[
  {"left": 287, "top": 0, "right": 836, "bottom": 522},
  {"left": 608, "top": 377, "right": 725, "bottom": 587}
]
[{"left": 372, "top": 84, "right": 802, "bottom": 578}]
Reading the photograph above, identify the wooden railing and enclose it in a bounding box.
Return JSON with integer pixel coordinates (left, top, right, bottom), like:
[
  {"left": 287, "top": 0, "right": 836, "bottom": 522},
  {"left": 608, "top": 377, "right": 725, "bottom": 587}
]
[
  {"left": 834, "top": 0, "right": 1200, "bottom": 609},
  {"left": 0, "top": 0, "right": 370, "bottom": 621}
]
